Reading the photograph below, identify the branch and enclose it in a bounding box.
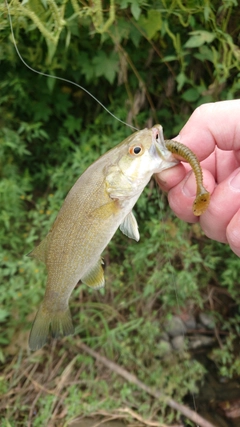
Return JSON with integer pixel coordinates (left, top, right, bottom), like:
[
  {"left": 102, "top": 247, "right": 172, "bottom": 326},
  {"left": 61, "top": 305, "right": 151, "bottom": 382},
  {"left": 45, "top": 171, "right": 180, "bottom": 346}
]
[{"left": 78, "top": 342, "right": 217, "bottom": 427}]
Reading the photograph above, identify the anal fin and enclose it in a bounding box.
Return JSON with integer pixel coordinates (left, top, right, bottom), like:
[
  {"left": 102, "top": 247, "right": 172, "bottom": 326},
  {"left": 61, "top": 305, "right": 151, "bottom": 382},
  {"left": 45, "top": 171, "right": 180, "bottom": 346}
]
[{"left": 81, "top": 259, "right": 105, "bottom": 289}]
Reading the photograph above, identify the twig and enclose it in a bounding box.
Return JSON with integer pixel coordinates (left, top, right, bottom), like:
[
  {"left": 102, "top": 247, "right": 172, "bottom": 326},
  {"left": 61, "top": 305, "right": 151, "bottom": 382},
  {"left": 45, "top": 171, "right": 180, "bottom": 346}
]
[
  {"left": 45, "top": 356, "right": 77, "bottom": 426},
  {"left": 48, "top": 349, "right": 66, "bottom": 381},
  {"left": 118, "top": 407, "right": 179, "bottom": 426},
  {"left": 78, "top": 342, "right": 217, "bottom": 427},
  {"left": 23, "top": 369, "right": 59, "bottom": 396},
  {"left": 28, "top": 390, "right": 43, "bottom": 427}
]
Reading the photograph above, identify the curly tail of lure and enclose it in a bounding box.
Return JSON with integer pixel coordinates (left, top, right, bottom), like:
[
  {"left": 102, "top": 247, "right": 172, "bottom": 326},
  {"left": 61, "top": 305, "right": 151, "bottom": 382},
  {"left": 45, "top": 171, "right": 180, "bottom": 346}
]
[{"left": 165, "top": 140, "right": 210, "bottom": 216}]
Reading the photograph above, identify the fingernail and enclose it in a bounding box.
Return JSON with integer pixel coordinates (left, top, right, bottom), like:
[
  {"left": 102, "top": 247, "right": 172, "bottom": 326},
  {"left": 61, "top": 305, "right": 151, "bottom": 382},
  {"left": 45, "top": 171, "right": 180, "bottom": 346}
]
[
  {"left": 230, "top": 170, "right": 240, "bottom": 190},
  {"left": 182, "top": 172, "right": 195, "bottom": 197}
]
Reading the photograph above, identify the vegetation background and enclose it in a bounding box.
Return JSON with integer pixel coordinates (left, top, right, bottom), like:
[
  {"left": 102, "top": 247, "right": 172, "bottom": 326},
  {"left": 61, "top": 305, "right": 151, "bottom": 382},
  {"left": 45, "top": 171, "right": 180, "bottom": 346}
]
[{"left": 1, "top": 0, "right": 240, "bottom": 426}]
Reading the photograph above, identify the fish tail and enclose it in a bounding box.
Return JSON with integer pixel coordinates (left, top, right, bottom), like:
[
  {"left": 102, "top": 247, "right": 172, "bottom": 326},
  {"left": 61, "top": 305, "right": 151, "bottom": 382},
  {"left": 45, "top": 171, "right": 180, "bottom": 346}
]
[{"left": 28, "top": 303, "right": 74, "bottom": 351}]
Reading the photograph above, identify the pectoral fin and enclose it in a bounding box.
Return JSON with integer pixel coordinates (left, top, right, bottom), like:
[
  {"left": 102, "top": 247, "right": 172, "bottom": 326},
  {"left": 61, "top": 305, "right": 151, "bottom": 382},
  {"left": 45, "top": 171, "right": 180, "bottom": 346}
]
[
  {"left": 120, "top": 211, "right": 140, "bottom": 241},
  {"left": 93, "top": 201, "right": 119, "bottom": 219},
  {"left": 81, "top": 259, "right": 105, "bottom": 289}
]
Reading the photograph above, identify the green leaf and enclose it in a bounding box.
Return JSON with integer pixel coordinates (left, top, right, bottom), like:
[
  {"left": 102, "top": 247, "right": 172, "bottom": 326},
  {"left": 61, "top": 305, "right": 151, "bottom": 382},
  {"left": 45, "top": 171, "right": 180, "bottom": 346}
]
[
  {"left": 47, "top": 75, "right": 56, "bottom": 92},
  {"left": 79, "top": 53, "right": 95, "bottom": 82},
  {"left": 204, "top": 5, "right": 211, "bottom": 21},
  {"left": 129, "top": 25, "right": 142, "bottom": 47},
  {"left": 111, "top": 18, "right": 130, "bottom": 43},
  {"left": 119, "top": 0, "right": 128, "bottom": 8},
  {"left": 131, "top": 0, "right": 141, "bottom": 21},
  {"left": 92, "top": 51, "right": 119, "bottom": 84},
  {"left": 162, "top": 55, "right": 177, "bottom": 62},
  {"left": 0, "top": 309, "right": 9, "bottom": 322},
  {"left": 63, "top": 116, "right": 81, "bottom": 136},
  {"left": 138, "top": 9, "right": 162, "bottom": 39},
  {"left": 194, "top": 45, "right": 214, "bottom": 63},
  {"left": 40, "top": 0, "right": 48, "bottom": 8},
  {"left": 176, "top": 72, "right": 187, "bottom": 91},
  {"left": 181, "top": 88, "right": 200, "bottom": 102},
  {"left": 185, "top": 31, "right": 216, "bottom": 48}
]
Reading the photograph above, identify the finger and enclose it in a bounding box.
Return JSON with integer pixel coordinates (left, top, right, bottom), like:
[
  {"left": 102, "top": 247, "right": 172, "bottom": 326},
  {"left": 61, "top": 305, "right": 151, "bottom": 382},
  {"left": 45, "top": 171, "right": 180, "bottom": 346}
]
[
  {"left": 200, "top": 152, "right": 216, "bottom": 177},
  {"left": 167, "top": 169, "right": 215, "bottom": 223},
  {"left": 155, "top": 163, "right": 186, "bottom": 192},
  {"left": 177, "top": 100, "right": 240, "bottom": 160},
  {"left": 200, "top": 168, "right": 240, "bottom": 243},
  {"left": 226, "top": 209, "right": 240, "bottom": 257},
  {"left": 215, "top": 147, "right": 239, "bottom": 183}
]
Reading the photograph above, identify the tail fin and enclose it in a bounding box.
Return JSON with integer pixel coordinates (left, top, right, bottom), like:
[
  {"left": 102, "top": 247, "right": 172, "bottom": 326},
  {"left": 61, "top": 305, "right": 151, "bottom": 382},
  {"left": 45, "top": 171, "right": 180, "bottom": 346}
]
[{"left": 29, "top": 304, "right": 74, "bottom": 351}]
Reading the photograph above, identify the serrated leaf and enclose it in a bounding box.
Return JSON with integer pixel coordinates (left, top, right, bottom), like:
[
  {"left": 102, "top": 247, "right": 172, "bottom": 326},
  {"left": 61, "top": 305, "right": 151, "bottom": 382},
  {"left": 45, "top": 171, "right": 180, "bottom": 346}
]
[
  {"left": 185, "top": 31, "right": 216, "bottom": 48},
  {"left": 92, "top": 51, "right": 119, "bottom": 84},
  {"left": 110, "top": 18, "right": 130, "bottom": 43},
  {"left": 63, "top": 116, "right": 81, "bottom": 135},
  {"left": 138, "top": 9, "right": 162, "bottom": 39}
]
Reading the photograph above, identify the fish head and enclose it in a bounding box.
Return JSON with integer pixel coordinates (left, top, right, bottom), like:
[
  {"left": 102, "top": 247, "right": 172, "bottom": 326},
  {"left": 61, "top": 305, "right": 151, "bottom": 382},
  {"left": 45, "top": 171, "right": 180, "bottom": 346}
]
[{"left": 116, "top": 124, "right": 179, "bottom": 185}]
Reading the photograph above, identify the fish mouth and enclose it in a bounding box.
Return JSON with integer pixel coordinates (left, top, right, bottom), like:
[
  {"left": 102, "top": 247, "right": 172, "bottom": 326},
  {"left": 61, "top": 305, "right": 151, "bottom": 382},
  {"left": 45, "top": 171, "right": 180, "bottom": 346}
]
[{"left": 150, "top": 125, "right": 179, "bottom": 170}]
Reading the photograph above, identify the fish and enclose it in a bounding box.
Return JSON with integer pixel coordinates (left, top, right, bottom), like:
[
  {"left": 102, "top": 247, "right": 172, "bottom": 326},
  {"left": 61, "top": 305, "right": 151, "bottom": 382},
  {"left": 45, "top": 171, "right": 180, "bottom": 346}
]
[{"left": 28, "top": 124, "right": 209, "bottom": 351}]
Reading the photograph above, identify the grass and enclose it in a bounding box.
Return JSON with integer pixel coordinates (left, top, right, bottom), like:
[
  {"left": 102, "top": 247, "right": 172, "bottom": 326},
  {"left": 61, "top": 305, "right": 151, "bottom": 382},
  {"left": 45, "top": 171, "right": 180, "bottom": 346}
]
[{"left": 1, "top": 202, "right": 240, "bottom": 426}]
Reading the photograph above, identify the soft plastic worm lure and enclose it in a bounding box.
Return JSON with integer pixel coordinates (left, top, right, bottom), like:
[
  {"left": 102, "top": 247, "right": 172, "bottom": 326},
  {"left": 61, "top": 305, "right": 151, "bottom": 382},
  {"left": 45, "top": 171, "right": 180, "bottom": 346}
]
[{"left": 165, "top": 139, "right": 210, "bottom": 216}]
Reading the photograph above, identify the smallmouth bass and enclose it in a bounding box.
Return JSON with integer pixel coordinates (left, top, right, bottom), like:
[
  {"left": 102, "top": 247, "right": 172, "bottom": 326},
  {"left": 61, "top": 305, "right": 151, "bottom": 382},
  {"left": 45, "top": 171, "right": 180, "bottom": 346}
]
[{"left": 28, "top": 125, "right": 209, "bottom": 351}]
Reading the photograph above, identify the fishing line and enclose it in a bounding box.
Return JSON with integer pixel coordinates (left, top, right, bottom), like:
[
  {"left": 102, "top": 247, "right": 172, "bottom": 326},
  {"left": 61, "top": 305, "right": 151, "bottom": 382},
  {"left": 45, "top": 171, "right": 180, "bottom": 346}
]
[{"left": 5, "top": 0, "right": 139, "bottom": 132}]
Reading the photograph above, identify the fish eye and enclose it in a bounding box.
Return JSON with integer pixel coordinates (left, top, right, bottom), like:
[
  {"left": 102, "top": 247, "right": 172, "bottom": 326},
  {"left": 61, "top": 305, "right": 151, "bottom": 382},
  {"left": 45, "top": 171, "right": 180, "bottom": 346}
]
[{"left": 129, "top": 145, "right": 143, "bottom": 156}]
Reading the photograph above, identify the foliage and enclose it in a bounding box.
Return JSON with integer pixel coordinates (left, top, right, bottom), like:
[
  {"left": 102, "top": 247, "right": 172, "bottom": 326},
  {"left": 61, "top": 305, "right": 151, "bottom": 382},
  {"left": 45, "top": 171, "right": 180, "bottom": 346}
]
[
  {"left": 1, "top": 0, "right": 240, "bottom": 425},
  {"left": 209, "top": 315, "right": 240, "bottom": 378}
]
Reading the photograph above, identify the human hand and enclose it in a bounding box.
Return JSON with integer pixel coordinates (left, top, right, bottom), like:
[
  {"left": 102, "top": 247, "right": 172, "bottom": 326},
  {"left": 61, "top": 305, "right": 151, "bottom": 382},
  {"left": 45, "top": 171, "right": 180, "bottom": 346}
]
[{"left": 156, "top": 100, "right": 240, "bottom": 256}]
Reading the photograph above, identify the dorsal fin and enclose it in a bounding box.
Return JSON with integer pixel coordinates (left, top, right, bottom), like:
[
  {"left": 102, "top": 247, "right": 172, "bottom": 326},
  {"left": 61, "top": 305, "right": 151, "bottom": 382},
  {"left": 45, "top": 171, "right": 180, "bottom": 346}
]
[{"left": 27, "top": 234, "right": 50, "bottom": 264}]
